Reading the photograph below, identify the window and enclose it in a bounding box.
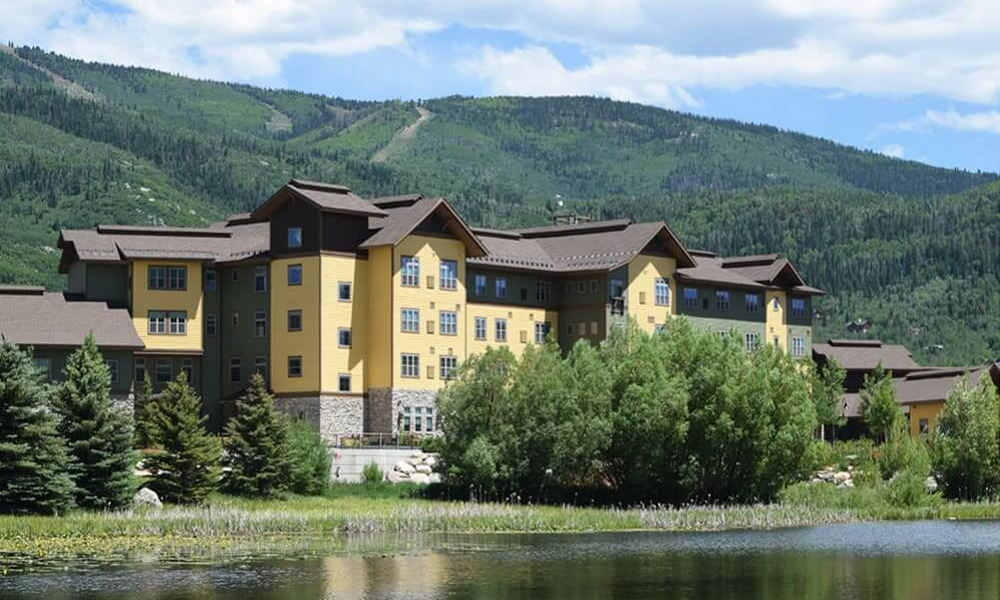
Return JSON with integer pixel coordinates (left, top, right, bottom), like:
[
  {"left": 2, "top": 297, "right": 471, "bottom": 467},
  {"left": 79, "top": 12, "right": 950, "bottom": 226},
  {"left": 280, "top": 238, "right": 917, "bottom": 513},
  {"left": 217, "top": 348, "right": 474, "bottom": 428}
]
[
  {"left": 205, "top": 269, "right": 217, "bottom": 292},
  {"left": 287, "top": 226, "right": 302, "bottom": 249},
  {"left": 338, "top": 281, "right": 352, "bottom": 301},
  {"left": 772, "top": 297, "right": 780, "bottom": 312},
  {"left": 287, "top": 310, "right": 302, "bottom": 332},
  {"left": 402, "top": 406, "right": 411, "bottom": 432},
  {"left": 578, "top": 321, "right": 586, "bottom": 336},
  {"left": 495, "top": 318, "right": 507, "bottom": 342},
  {"left": 34, "top": 357, "right": 51, "bottom": 379},
  {"left": 148, "top": 266, "right": 166, "bottom": 290},
  {"left": 610, "top": 279, "right": 624, "bottom": 298},
  {"left": 155, "top": 358, "right": 172, "bottom": 383},
  {"left": 338, "top": 374, "right": 351, "bottom": 392},
  {"left": 919, "top": 419, "right": 929, "bottom": 434},
  {"left": 401, "top": 308, "right": 420, "bottom": 333},
  {"left": 590, "top": 280, "right": 598, "bottom": 294},
  {"left": 229, "top": 358, "right": 241, "bottom": 383},
  {"left": 655, "top": 278, "right": 670, "bottom": 306},
  {"left": 231, "top": 268, "right": 240, "bottom": 283},
  {"left": 401, "top": 256, "right": 420, "bottom": 287},
  {"left": 134, "top": 358, "right": 146, "bottom": 384},
  {"left": 148, "top": 311, "right": 166, "bottom": 334},
  {"left": 519, "top": 288, "right": 528, "bottom": 301},
  {"left": 474, "top": 274, "right": 487, "bottom": 296},
  {"left": 590, "top": 321, "right": 598, "bottom": 335},
  {"left": 440, "top": 260, "right": 458, "bottom": 291},
  {"left": 254, "top": 266, "right": 267, "bottom": 293},
  {"left": 338, "top": 328, "right": 352, "bottom": 348},
  {"left": 254, "top": 311, "right": 267, "bottom": 338},
  {"left": 287, "top": 264, "right": 302, "bottom": 286},
  {"left": 414, "top": 406, "right": 424, "bottom": 431},
  {"left": 474, "top": 317, "right": 487, "bottom": 340},
  {"left": 745, "top": 332, "right": 760, "bottom": 352},
  {"left": 106, "top": 359, "right": 119, "bottom": 384},
  {"left": 440, "top": 311, "right": 457, "bottom": 335},
  {"left": 792, "top": 298, "right": 806, "bottom": 319},
  {"left": 401, "top": 353, "right": 420, "bottom": 378},
  {"left": 684, "top": 288, "right": 698, "bottom": 308},
  {"left": 425, "top": 408, "right": 435, "bottom": 432},
  {"left": 535, "top": 322, "right": 550, "bottom": 344},
  {"left": 577, "top": 280, "right": 586, "bottom": 294},
  {"left": 288, "top": 356, "right": 302, "bottom": 378},
  {"left": 567, "top": 323, "right": 575, "bottom": 336},
  {"left": 792, "top": 336, "right": 806, "bottom": 357},
  {"left": 206, "top": 313, "right": 217, "bottom": 336},
  {"left": 232, "top": 312, "right": 241, "bottom": 328},
  {"left": 440, "top": 356, "right": 458, "bottom": 380},
  {"left": 536, "top": 280, "right": 551, "bottom": 302},
  {"left": 495, "top": 277, "right": 507, "bottom": 299},
  {"left": 168, "top": 311, "right": 187, "bottom": 335},
  {"left": 745, "top": 294, "right": 760, "bottom": 314},
  {"left": 168, "top": 267, "right": 186, "bottom": 290},
  {"left": 182, "top": 358, "right": 194, "bottom": 382},
  {"left": 716, "top": 290, "right": 730, "bottom": 311},
  {"left": 565, "top": 281, "right": 574, "bottom": 295},
  {"left": 254, "top": 356, "right": 266, "bottom": 377}
]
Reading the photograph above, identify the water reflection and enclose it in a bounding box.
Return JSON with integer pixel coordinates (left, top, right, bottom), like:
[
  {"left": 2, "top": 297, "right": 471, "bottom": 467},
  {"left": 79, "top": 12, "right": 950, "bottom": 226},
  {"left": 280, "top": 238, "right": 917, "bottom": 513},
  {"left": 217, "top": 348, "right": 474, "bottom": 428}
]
[{"left": 2, "top": 522, "right": 999, "bottom": 599}]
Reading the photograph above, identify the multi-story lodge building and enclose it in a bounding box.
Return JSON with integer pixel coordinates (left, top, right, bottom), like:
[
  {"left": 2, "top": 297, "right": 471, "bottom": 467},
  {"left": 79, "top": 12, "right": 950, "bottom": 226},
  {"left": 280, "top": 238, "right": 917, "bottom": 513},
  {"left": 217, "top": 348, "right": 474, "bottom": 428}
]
[{"left": 3, "top": 180, "right": 823, "bottom": 442}]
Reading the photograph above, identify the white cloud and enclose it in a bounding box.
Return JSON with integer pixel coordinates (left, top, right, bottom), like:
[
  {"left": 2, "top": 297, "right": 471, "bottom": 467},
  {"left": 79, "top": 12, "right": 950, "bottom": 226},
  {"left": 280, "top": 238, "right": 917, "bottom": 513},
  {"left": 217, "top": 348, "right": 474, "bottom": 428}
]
[
  {"left": 880, "top": 143, "right": 905, "bottom": 158},
  {"left": 878, "top": 109, "right": 1000, "bottom": 135}
]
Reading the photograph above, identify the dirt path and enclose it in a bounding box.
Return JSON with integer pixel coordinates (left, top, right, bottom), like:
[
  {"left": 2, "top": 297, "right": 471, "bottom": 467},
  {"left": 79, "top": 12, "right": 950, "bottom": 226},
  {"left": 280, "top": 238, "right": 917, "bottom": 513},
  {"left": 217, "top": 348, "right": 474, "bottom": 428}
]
[
  {"left": 1, "top": 45, "right": 98, "bottom": 101},
  {"left": 371, "top": 106, "right": 434, "bottom": 163}
]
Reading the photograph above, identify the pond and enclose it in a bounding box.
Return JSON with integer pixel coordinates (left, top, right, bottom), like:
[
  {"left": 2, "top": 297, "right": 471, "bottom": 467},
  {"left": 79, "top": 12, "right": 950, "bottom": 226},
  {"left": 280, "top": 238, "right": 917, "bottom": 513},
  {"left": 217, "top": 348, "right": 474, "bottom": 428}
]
[{"left": 2, "top": 521, "right": 999, "bottom": 599}]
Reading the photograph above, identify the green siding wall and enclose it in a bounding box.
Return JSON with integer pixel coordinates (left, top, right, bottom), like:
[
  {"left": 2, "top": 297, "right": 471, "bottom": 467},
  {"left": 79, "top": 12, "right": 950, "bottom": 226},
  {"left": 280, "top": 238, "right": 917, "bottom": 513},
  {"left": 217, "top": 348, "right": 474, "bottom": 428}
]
[
  {"left": 202, "top": 267, "right": 223, "bottom": 430},
  {"left": 218, "top": 263, "right": 270, "bottom": 401},
  {"left": 680, "top": 315, "right": 766, "bottom": 344},
  {"left": 466, "top": 268, "right": 561, "bottom": 309},
  {"left": 32, "top": 347, "right": 135, "bottom": 396},
  {"left": 676, "top": 284, "right": 766, "bottom": 323}
]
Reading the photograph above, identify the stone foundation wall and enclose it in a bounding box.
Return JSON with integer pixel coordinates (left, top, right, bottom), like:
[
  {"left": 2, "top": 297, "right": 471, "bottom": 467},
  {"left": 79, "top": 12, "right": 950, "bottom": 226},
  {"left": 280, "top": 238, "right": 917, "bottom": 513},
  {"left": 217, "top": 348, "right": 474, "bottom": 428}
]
[
  {"left": 389, "top": 389, "right": 441, "bottom": 436},
  {"left": 274, "top": 395, "right": 364, "bottom": 444}
]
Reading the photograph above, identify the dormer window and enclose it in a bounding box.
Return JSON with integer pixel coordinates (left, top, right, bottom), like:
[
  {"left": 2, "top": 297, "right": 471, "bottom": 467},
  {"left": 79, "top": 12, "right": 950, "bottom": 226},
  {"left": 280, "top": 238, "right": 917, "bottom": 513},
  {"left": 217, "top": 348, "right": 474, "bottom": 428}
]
[{"left": 288, "top": 226, "right": 303, "bottom": 249}]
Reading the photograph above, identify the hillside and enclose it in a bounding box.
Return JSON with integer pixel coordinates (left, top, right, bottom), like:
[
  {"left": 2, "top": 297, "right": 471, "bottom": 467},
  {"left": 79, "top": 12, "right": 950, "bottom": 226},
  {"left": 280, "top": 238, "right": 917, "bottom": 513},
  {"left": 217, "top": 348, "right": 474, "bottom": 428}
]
[{"left": 0, "top": 46, "right": 997, "bottom": 366}]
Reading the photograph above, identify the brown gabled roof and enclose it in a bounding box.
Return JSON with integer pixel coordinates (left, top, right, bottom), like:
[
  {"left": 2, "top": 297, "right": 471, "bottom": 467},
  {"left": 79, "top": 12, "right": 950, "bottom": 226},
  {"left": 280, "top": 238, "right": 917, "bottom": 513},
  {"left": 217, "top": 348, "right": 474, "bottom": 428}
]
[
  {"left": 251, "top": 179, "right": 387, "bottom": 221},
  {"left": 812, "top": 339, "right": 921, "bottom": 372},
  {"left": 361, "top": 197, "right": 487, "bottom": 257},
  {"left": 0, "top": 288, "right": 143, "bottom": 349},
  {"left": 895, "top": 363, "right": 1000, "bottom": 406},
  {"left": 720, "top": 254, "right": 823, "bottom": 295},
  {"left": 370, "top": 193, "right": 424, "bottom": 208},
  {"left": 676, "top": 254, "right": 767, "bottom": 290}
]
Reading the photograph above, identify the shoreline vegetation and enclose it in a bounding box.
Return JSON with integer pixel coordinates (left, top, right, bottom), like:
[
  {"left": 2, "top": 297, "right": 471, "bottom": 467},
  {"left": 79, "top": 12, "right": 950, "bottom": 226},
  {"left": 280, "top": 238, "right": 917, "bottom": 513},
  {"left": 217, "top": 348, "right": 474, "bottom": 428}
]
[{"left": 3, "top": 486, "right": 1000, "bottom": 556}]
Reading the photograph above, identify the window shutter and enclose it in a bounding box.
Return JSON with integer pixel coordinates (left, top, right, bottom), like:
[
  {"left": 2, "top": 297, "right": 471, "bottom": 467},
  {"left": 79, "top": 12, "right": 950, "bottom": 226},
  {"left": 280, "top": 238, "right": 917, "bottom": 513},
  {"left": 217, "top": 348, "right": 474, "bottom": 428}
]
[
  {"left": 426, "top": 275, "right": 435, "bottom": 289},
  {"left": 426, "top": 365, "right": 435, "bottom": 379},
  {"left": 520, "top": 330, "right": 528, "bottom": 343},
  {"left": 639, "top": 291, "right": 647, "bottom": 304},
  {"left": 427, "top": 320, "right": 435, "bottom": 334}
]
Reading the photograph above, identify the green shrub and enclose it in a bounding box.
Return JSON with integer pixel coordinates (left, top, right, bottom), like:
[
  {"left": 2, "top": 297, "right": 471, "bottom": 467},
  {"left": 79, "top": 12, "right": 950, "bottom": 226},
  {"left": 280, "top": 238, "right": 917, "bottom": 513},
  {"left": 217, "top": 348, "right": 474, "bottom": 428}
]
[
  {"left": 420, "top": 436, "right": 444, "bottom": 454},
  {"left": 286, "top": 419, "right": 331, "bottom": 496},
  {"left": 860, "top": 365, "right": 904, "bottom": 443},
  {"left": 877, "top": 427, "right": 931, "bottom": 480},
  {"left": 931, "top": 377, "right": 1000, "bottom": 500},
  {"left": 361, "top": 462, "right": 384, "bottom": 484},
  {"left": 884, "top": 469, "right": 941, "bottom": 508}
]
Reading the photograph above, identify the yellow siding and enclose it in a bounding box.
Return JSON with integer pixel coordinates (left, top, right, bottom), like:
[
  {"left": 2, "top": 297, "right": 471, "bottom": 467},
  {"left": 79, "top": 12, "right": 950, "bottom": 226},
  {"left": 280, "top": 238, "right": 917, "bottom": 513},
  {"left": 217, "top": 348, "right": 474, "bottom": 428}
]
[
  {"left": 391, "top": 235, "right": 467, "bottom": 391},
  {"left": 467, "top": 303, "right": 560, "bottom": 360},
  {"left": 131, "top": 260, "right": 203, "bottom": 351},
  {"left": 766, "top": 290, "right": 787, "bottom": 350},
  {"left": 270, "top": 256, "right": 321, "bottom": 393},
  {"left": 320, "top": 254, "right": 368, "bottom": 393},
  {"left": 627, "top": 254, "right": 676, "bottom": 333},
  {"left": 908, "top": 402, "right": 944, "bottom": 438},
  {"left": 367, "top": 246, "right": 393, "bottom": 389}
]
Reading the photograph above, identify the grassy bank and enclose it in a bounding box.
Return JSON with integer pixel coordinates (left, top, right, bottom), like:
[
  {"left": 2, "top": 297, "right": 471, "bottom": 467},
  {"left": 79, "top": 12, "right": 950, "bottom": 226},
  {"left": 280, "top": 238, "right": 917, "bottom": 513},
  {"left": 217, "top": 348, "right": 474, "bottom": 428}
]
[{"left": 2, "top": 484, "right": 999, "bottom": 556}]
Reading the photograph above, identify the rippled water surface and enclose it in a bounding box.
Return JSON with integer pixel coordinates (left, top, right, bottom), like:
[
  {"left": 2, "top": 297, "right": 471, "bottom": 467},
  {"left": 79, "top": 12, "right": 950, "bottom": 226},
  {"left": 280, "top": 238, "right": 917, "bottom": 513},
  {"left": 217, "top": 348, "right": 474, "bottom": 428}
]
[{"left": 2, "top": 521, "right": 999, "bottom": 599}]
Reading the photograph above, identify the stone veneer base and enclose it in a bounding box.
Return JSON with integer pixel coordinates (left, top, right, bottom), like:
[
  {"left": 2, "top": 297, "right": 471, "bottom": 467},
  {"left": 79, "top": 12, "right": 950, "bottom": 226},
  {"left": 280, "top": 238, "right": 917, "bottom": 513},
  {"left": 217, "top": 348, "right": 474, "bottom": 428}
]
[{"left": 274, "top": 395, "right": 364, "bottom": 444}]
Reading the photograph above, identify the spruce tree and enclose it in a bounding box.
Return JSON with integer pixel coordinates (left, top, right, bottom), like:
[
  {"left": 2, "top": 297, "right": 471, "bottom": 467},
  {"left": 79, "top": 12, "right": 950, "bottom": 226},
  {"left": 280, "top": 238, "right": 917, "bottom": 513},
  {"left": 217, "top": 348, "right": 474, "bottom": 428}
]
[
  {"left": 0, "top": 343, "right": 75, "bottom": 514},
  {"left": 133, "top": 373, "right": 157, "bottom": 449},
  {"left": 54, "top": 335, "right": 136, "bottom": 510},
  {"left": 224, "top": 373, "right": 290, "bottom": 498},
  {"left": 861, "top": 364, "right": 903, "bottom": 444},
  {"left": 146, "top": 373, "right": 221, "bottom": 504}
]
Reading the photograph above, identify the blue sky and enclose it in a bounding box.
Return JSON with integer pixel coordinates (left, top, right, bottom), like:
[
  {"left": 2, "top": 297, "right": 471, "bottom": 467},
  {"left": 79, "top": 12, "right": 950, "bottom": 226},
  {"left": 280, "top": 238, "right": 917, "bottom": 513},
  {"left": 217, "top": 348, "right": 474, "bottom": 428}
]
[{"left": 6, "top": 1, "right": 1000, "bottom": 173}]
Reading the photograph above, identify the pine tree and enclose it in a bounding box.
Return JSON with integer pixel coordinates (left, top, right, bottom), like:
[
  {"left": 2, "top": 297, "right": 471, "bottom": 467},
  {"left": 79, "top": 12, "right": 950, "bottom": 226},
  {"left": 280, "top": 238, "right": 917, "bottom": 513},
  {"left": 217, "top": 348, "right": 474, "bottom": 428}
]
[
  {"left": 0, "top": 343, "right": 75, "bottom": 514},
  {"left": 133, "top": 373, "right": 157, "bottom": 449},
  {"left": 145, "top": 373, "right": 221, "bottom": 504},
  {"left": 54, "top": 335, "right": 136, "bottom": 509},
  {"left": 224, "top": 373, "right": 290, "bottom": 498},
  {"left": 861, "top": 364, "right": 903, "bottom": 444}
]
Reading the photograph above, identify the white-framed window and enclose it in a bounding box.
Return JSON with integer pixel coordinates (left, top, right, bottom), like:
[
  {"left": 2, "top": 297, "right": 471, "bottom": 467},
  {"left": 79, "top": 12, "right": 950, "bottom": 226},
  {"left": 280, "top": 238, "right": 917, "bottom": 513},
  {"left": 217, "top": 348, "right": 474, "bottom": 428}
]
[
  {"left": 287, "top": 310, "right": 302, "bottom": 332},
  {"left": 474, "top": 317, "right": 487, "bottom": 340},
  {"left": 536, "top": 280, "right": 552, "bottom": 302},
  {"left": 338, "top": 281, "right": 351, "bottom": 301},
  {"left": 167, "top": 267, "right": 186, "bottom": 290},
  {"left": 254, "top": 356, "right": 266, "bottom": 377},
  {"left": 474, "top": 273, "right": 487, "bottom": 296},
  {"left": 716, "top": 290, "right": 730, "bottom": 311},
  {"left": 33, "top": 357, "right": 51, "bottom": 379},
  {"left": 495, "top": 277, "right": 507, "bottom": 299},
  {"left": 578, "top": 321, "right": 586, "bottom": 336},
  {"left": 655, "top": 278, "right": 670, "bottom": 306},
  {"left": 590, "top": 321, "right": 598, "bottom": 335},
  {"left": 440, "top": 260, "right": 458, "bottom": 291},
  {"left": 414, "top": 406, "right": 424, "bottom": 432},
  {"left": 745, "top": 332, "right": 760, "bottom": 352},
  {"left": 792, "top": 298, "right": 806, "bottom": 319},
  {"left": 338, "top": 328, "right": 352, "bottom": 348},
  {"left": 134, "top": 357, "right": 146, "bottom": 383},
  {"left": 402, "top": 406, "right": 412, "bottom": 432},
  {"left": 168, "top": 311, "right": 187, "bottom": 335},
  {"left": 495, "top": 318, "right": 507, "bottom": 342},
  {"left": 288, "top": 356, "right": 302, "bottom": 377},
  {"left": 745, "top": 294, "right": 760, "bottom": 314},
  {"left": 772, "top": 297, "right": 780, "bottom": 312},
  {"left": 254, "top": 266, "right": 267, "bottom": 293},
  {"left": 401, "top": 256, "right": 420, "bottom": 287},
  {"left": 401, "top": 308, "right": 420, "bottom": 333},
  {"left": 229, "top": 357, "right": 241, "bottom": 383},
  {"left": 684, "top": 287, "right": 698, "bottom": 308},
  {"left": 155, "top": 358, "right": 172, "bottom": 383},
  {"left": 106, "top": 359, "right": 119, "bottom": 384},
  {"left": 205, "top": 313, "right": 217, "bottom": 336},
  {"left": 440, "top": 355, "right": 458, "bottom": 380},
  {"left": 182, "top": 358, "right": 194, "bottom": 382},
  {"left": 792, "top": 336, "right": 806, "bottom": 357},
  {"left": 338, "top": 373, "right": 351, "bottom": 392},
  {"left": 148, "top": 311, "right": 167, "bottom": 334},
  {"left": 254, "top": 311, "right": 267, "bottom": 338},
  {"left": 440, "top": 311, "right": 457, "bottom": 335},
  {"left": 401, "top": 353, "right": 420, "bottom": 378},
  {"left": 205, "top": 269, "right": 217, "bottom": 292},
  {"left": 425, "top": 407, "right": 435, "bottom": 432},
  {"left": 287, "top": 264, "right": 302, "bottom": 286},
  {"left": 287, "top": 226, "right": 302, "bottom": 249},
  {"left": 147, "top": 266, "right": 167, "bottom": 290},
  {"left": 231, "top": 268, "right": 240, "bottom": 283},
  {"left": 534, "top": 322, "right": 550, "bottom": 344}
]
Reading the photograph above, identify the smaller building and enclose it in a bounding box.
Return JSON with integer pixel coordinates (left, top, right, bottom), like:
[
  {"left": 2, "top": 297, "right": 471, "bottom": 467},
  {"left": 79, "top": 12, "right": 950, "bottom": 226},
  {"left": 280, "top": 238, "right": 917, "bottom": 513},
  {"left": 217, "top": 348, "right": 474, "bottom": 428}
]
[
  {"left": 895, "top": 363, "right": 1000, "bottom": 437},
  {"left": 0, "top": 285, "right": 144, "bottom": 406}
]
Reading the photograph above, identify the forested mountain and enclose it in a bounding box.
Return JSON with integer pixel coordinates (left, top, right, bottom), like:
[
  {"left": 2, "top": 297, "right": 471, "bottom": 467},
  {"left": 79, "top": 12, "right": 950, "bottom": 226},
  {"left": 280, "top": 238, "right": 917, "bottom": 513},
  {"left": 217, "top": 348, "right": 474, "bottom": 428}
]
[{"left": 1, "top": 46, "right": 997, "bottom": 366}]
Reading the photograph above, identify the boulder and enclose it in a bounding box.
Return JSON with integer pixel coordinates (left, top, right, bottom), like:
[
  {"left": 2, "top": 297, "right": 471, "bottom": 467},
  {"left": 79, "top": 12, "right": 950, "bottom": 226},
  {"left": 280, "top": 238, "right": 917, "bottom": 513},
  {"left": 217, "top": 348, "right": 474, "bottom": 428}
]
[
  {"left": 133, "top": 487, "right": 162, "bottom": 509},
  {"left": 410, "top": 450, "right": 426, "bottom": 460},
  {"left": 415, "top": 464, "right": 433, "bottom": 474},
  {"left": 424, "top": 455, "right": 438, "bottom": 467},
  {"left": 395, "top": 460, "right": 415, "bottom": 474},
  {"left": 428, "top": 473, "right": 442, "bottom": 484},
  {"left": 834, "top": 471, "right": 851, "bottom": 482},
  {"left": 387, "top": 469, "right": 407, "bottom": 483},
  {"left": 925, "top": 476, "right": 939, "bottom": 493},
  {"left": 410, "top": 473, "right": 431, "bottom": 485}
]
